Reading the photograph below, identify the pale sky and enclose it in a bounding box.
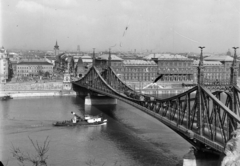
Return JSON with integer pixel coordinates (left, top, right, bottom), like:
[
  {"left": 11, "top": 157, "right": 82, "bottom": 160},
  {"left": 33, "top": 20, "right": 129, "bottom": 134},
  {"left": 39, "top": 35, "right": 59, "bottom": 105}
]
[{"left": 1, "top": 0, "right": 240, "bottom": 53}]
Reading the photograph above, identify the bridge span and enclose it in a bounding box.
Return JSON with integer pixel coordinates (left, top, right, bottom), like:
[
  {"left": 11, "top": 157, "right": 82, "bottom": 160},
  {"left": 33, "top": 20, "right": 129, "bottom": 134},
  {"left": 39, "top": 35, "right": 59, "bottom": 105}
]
[{"left": 72, "top": 47, "right": 240, "bottom": 155}]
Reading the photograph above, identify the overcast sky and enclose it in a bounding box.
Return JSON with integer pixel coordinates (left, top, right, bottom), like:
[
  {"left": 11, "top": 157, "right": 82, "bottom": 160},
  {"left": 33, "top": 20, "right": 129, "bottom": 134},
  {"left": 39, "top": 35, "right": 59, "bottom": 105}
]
[{"left": 1, "top": 0, "right": 240, "bottom": 53}]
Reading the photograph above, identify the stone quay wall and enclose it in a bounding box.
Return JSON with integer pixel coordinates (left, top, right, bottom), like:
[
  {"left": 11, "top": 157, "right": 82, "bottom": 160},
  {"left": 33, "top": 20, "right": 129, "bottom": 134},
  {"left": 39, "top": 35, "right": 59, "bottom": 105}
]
[{"left": 0, "top": 82, "right": 64, "bottom": 91}]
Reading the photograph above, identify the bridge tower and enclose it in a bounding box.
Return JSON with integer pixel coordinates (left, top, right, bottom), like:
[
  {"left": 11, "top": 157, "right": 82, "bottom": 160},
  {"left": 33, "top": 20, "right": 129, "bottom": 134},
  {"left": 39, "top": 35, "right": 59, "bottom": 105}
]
[
  {"left": 197, "top": 46, "right": 205, "bottom": 136},
  {"left": 230, "top": 47, "right": 239, "bottom": 120},
  {"left": 106, "top": 48, "right": 112, "bottom": 84},
  {"left": 230, "top": 47, "right": 238, "bottom": 86}
]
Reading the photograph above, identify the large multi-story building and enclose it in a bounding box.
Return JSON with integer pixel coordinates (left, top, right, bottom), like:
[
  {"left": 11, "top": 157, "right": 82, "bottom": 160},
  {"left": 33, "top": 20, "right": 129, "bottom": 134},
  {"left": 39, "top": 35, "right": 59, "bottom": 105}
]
[
  {"left": 95, "top": 53, "right": 157, "bottom": 82},
  {"left": 0, "top": 47, "right": 9, "bottom": 83},
  {"left": 204, "top": 55, "right": 238, "bottom": 77},
  {"left": 95, "top": 53, "right": 123, "bottom": 72},
  {"left": 122, "top": 60, "right": 157, "bottom": 81},
  {"left": 16, "top": 59, "right": 53, "bottom": 77},
  {"left": 192, "top": 60, "right": 225, "bottom": 83},
  {"left": 192, "top": 55, "right": 239, "bottom": 83},
  {"left": 145, "top": 54, "right": 194, "bottom": 82}
]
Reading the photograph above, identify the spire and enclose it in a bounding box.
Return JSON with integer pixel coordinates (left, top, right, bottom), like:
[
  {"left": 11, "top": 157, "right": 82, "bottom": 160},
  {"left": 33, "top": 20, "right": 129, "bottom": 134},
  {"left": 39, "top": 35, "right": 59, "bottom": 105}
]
[
  {"left": 108, "top": 48, "right": 111, "bottom": 67},
  {"left": 54, "top": 41, "right": 59, "bottom": 49},
  {"left": 54, "top": 41, "right": 59, "bottom": 56}
]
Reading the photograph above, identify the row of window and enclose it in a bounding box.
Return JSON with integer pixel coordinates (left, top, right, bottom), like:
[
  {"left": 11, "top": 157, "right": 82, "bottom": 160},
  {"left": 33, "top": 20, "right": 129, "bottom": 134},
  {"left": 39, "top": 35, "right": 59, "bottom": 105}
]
[
  {"left": 123, "top": 76, "right": 153, "bottom": 81},
  {"left": 114, "top": 67, "right": 157, "bottom": 72},
  {"left": 159, "top": 68, "right": 192, "bottom": 71},
  {"left": 158, "top": 62, "right": 192, "bottom": 67},
  {"left": 17, "top": 69, "right": 53, "bottom": 73},
  {"left": 17, "top": 66, "right": 53, "bottom": 69},
  {"left": 124, "top": 73, "right": 156, "bottom": 77},
  {"left": 161, "top": 77, "right": 191, "bottom": 81}
]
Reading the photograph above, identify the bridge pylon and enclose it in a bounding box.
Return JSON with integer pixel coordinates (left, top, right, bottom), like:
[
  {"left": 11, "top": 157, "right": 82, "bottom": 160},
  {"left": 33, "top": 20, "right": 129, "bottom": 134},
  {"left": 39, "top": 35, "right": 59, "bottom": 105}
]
[
  {"left": 197, "top": 46, "right": 205, "bottom": 136},
  {"left": 230, "top": 47, "right": 239, "bottom": 129}
]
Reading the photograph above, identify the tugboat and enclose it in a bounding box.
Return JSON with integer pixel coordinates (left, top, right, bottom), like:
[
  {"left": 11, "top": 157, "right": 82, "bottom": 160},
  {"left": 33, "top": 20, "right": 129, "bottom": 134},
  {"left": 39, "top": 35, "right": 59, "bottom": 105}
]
[
  {"left": 1, "top": 95, "right": 13, "bottom": 101},
  {"left": 52, "top": 112, "right": 107, "bottom": 127}
]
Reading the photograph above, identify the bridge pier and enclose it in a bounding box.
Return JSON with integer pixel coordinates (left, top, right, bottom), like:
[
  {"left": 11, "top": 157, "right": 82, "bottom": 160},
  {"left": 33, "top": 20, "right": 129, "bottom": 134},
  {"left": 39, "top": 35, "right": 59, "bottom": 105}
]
[
  {"left": 85, "top": 95, "right": 117, "bottom": 105},
  {"left": 181, "top": 148, "right": 223, "bottom": 166},
  {"left": 182, "top": 148, "right": 223, "bottom": 166}
]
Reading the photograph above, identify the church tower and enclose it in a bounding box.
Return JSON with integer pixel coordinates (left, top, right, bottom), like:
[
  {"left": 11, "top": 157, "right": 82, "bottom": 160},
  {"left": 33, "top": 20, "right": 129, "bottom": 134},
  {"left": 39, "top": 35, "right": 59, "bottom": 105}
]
[{"left": 54, "top": 41, "right": 59, "bottom": 56}]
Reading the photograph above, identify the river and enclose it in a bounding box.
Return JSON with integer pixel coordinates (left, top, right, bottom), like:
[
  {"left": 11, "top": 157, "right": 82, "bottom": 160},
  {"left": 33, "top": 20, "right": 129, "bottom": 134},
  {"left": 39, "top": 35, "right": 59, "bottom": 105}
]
[{"left": 0, "top": 95, "right": 191, "bottom": 166}]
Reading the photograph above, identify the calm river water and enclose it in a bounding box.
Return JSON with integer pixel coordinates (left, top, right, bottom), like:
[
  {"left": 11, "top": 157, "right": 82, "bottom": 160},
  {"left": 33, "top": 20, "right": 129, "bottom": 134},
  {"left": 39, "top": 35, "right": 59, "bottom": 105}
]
[{"left": 0, "top": 95, "right": 191, "bottom": 166}]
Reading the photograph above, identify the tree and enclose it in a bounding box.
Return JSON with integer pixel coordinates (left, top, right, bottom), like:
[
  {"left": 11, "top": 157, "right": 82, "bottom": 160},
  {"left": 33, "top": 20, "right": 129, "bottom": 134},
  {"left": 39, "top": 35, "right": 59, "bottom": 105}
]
[
  {"left": 11, "top": 136, "right": 50, "bottom": 166},
  {"left": 38, "top": 70, "right": 44, "bottom": 76},
  {"left": 44, "top": 71, "right": 50, "bottom": 78}
]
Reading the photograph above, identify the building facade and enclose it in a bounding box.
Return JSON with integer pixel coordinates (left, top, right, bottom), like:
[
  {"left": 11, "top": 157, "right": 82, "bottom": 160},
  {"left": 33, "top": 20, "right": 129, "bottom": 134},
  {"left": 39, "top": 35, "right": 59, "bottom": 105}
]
[
  {"left": 153, "top": 54, "right": 194, "bottom": 82},
  {"left": 94, "top": 54, "right": 157, "bottom": 82},
  {"left": 204, "top": 55, "right": 239, "bottom": 78},
  {"left": 0, "top": 47, "right": 9, "bottom": 83},
  {"left": 16, "top": 60, "right": 53, "bottom": 77},
  {"left": 122, "top": 60, "right": 157, "bottom": 81},
  {"left": 95, "top": 53, "right": 123, "bottom": 72},
  {"left": 192, "top": 60, "right": 225, "bottom": 83}
]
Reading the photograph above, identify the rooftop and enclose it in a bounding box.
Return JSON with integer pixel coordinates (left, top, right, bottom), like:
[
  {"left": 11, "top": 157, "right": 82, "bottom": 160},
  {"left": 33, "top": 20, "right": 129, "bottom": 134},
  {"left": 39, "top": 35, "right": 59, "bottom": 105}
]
[
  {"left": 204, "top": 55, "right": 234, "bottom": 62},
  {"left": 123, "top": 60, "right": 157, "bottom": 65},
  {"left": 81, "top": 55, "right": 92, "bottom": 59},
  {"left": 17, "top": 61, "right": 52, "bottom": 65},
  {"left": 96, "top": 54, "right": 123, "bottom": 61},
  {"left": 144, "top": 53, "right": 189, "bottom": 60},
  {"left": 192, "top": 60, "right": 223, "bottom": 66}
]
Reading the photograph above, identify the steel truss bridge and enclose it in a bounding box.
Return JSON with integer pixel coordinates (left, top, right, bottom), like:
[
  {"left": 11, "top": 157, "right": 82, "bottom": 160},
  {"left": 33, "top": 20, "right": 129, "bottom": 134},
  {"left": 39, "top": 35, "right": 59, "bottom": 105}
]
[{"left": 72, "top": 47, "right": 240, "bottom": 155}]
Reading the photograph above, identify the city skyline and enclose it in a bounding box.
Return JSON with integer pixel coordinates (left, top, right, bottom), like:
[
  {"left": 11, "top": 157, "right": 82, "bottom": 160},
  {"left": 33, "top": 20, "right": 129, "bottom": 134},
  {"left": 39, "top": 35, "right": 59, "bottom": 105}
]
[{"left": 1, "top": 0, "right": 240, "bottom": 53}]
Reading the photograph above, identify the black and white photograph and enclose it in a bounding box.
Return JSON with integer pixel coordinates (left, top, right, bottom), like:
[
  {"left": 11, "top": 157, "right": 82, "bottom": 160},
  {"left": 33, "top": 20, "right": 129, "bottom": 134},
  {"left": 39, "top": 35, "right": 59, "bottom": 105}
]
[{"left": 0, "top": 0, "right": 240, "bottom": 166}]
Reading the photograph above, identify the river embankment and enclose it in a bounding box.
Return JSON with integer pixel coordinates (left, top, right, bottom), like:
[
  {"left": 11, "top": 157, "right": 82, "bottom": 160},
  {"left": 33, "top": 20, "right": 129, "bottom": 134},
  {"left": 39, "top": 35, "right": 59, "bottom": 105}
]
[
  {"left": 0, "top": 90, "right": 76, "bottom": 98},
  {"left": 0, "top": 81, "right": 76, "bottom": 98},
  {"left": 0, "top": 81, "right": 192, "bottom": 98}
]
